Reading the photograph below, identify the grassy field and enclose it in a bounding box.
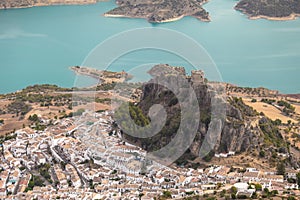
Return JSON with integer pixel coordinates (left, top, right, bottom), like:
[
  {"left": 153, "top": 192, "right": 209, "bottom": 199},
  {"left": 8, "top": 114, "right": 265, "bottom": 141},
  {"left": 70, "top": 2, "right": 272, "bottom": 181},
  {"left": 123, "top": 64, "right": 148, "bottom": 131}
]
[{"left": 243, "top": 98, "right": 297, "bottom": 124}]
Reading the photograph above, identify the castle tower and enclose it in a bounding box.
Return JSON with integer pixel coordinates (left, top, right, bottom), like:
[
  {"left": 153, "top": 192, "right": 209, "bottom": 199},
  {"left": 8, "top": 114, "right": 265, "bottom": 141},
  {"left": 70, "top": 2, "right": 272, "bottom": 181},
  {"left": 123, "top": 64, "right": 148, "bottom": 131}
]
[{"left": 191, "top": 70, "right": 205, "bottom": 84}]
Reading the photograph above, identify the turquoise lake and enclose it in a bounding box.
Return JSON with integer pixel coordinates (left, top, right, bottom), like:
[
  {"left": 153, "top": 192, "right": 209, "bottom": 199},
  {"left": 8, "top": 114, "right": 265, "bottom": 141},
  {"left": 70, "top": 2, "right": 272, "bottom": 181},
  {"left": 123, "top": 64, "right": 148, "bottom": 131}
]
[{"left": 0, "top": 0, "right": 300, "bottom": 94}]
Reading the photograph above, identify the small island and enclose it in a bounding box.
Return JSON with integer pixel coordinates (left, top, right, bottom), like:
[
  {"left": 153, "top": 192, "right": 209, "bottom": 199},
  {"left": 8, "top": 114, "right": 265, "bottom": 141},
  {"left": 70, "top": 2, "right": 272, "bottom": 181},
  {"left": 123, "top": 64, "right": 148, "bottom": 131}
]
[
  {"left": 104, "top": 0, "right": 210, "bottom": 23},
  {"left": 235, "top": 0, "right": 300, "bottom": 21}
]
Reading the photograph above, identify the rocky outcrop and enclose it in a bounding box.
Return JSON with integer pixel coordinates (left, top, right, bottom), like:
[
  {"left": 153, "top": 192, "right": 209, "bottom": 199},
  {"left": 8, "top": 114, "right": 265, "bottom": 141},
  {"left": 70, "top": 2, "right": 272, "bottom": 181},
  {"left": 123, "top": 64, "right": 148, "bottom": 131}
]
[
  {"left": 118, "top": 65, "right": 289, "bottom": 166},
  {"left": 0, "top": 0, "right": 100, "bottom": 9}
]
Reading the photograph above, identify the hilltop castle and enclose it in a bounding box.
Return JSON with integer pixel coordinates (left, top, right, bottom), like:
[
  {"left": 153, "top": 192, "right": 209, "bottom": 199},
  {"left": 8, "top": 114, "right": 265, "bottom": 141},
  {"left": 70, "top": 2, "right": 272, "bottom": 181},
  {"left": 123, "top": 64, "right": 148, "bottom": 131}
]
[
  {"left": 148, "top": 64, "right": 205, "bottom": 84},
  {"left": 191, "top": 70, "right": 205, "bottom": 84}
]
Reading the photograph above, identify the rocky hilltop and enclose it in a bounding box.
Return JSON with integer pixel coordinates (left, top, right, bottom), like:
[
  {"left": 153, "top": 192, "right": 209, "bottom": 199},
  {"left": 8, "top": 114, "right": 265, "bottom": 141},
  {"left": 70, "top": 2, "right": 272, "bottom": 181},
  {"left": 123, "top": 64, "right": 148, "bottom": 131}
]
[
  {"left": 235, "top": 0, "right": 300, "bottom": 20},
  {"left": 0, "top": 0, "right": 102, "bottom": 9},
  {"left": 117, "top": 64, "right": 298, "bottom": 168},
  {"left": 104, "top": 0, "right": 210, "bottom": 23}
]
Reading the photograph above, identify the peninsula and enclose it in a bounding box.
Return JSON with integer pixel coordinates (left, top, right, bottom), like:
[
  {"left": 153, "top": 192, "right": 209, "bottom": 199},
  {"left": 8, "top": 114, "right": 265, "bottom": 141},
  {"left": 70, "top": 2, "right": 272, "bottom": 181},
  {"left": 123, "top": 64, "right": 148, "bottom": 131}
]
[
  {"left": 235, "top": 0, "right": 300, "bottom": 21},
  {"left": 0, "top": 0, "right": 106, "bottom": 9},
  {"left": 70, "top": 66, "right": 132, "bottom": 84},
  {"left": 104, "top": 0, "right": 210, "bottom": 23}
]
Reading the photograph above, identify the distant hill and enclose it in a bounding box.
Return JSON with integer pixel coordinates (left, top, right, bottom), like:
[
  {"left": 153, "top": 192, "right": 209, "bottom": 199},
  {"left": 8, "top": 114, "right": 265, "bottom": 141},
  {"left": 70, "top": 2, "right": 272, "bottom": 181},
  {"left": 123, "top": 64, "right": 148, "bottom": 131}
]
[
  {"left": 0, "top": 0, "right": 100, "bottom": 9},
  {"left": 235, "top": 0, "right": 300, "bottom": 20}
]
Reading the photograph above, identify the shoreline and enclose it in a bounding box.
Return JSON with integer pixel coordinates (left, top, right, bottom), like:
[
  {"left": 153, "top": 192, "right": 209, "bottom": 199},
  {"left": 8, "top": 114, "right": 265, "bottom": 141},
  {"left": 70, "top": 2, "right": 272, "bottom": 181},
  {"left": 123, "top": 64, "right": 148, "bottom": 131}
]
[
  {"left": 152, "top": 15, "right": 184, "bottom": 23},
  {"left": 249, "top": 13, "right": 300, "bottom": 21},
  {"left": 236, "top": 7, "right": 300, "bottom": 21},
  {"left": 105, "top": 13, "right": 211, "bottom": 23},
  {"left": 103, "top": 13, "right": 131, "bottom": 18},
  {"left": 104, "top": 13, "right": 185, "bottom": 23}
]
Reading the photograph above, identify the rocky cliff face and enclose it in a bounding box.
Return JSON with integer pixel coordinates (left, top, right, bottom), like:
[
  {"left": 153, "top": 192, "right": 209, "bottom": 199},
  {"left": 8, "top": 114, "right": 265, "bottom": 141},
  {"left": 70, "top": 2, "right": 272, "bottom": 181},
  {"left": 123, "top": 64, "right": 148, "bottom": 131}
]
[
  {"left": 119, "top": 65, "right": 293, "bottom": 166},
  {"left": 0, "top": 0, "right": 98, "bottom": 9}
]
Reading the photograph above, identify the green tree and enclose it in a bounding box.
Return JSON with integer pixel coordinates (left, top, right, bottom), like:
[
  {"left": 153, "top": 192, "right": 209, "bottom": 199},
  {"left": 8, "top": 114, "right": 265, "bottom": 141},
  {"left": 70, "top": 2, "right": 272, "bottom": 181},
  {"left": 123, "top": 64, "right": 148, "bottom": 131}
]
[
  {"left": 220, "top": 189, "right": 226, "bottom": 197},
  {"left": 296, "top": 172, "right": 300, "bottom": 187},
  {"left": 273, "top": 119, "right": 282, "bottom": 126},
  {"left": 259, "top": 150, "right": 265, "bottom": 158},
  {"left": 287, "top": 196, "right": 296, "bottom": 200},
  {"left": 270, "top": 190, "right": 278, "bottom": 196},
  {"left": 206, "top": 197, "right": 216, "bottom": 200},
  {"left": 73, "top": 108, "right": 85, "bottom": 116},
  {"left": 138, "top": 193, "right": 144, "bottom": 200},
  {"left": 231, "top": 186, "right": 237, "bottom": 194},
  {"left": 276, "top": 162, "right": 286, "bottom": 175},
  {"left": 161, "top": 190, "right": 172, "bottom": 199},
  {"left": 251, "top": 192, "right": 257, "bottom": 199},
  {"left": 231, "top": 193, "right": 236, "bottom": 199},
  {"left": 254, "top": 183, "right": 262, "bottom": 191},
  {"left": 263, "top": 187, "right": 269, "bottom": 194},
  {"left": 89, "top": 179, "right": 94, "bottom": 189},
  {"left": 28, "top": 114, "right": 39, "bottom": 122}
]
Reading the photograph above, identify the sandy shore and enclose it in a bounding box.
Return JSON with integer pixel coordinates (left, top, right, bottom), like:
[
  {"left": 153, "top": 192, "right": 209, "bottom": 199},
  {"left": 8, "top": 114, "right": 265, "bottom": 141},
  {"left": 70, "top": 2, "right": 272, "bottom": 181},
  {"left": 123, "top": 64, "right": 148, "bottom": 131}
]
[
  {"left": 104, "top": 13, "right": 211, "bottom": 23},
  {"left": 249, "top": 13, "right": 300, "bottom": 21},
  {"left": 104, "top": 13, "right": 185, "bottom": 23},
  {"left": 103, "top": 13, "right": 129, "bottom": 18},
  {"left": 156, "top": 15, "right": 184, "bottom": 23}
]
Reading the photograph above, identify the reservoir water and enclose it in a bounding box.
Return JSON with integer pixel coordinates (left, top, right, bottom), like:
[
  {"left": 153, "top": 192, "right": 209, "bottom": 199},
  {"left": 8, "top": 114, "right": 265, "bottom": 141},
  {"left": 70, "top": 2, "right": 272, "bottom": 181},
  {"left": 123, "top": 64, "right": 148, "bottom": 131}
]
[{"left": 0, "top": 0, "right": 300, "bottom": 94}]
